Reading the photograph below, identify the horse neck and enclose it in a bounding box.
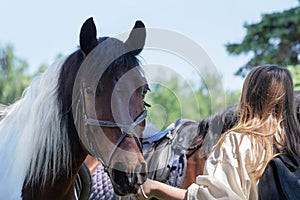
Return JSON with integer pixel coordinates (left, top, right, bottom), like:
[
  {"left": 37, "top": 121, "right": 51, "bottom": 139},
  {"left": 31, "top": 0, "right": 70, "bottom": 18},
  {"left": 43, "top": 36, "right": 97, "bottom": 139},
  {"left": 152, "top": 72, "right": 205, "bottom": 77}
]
[
  {"left": 22, "top": 157, "right": 87, "bottom": 200},
  {"left": 0, "top": 57, "right": 87, "bottom": 200},
  {"left": 22, "top": 124, "right": 88, "bottom": 200},
  {"left": 21, "top": 50, "right": 90, "bottom": 199}
]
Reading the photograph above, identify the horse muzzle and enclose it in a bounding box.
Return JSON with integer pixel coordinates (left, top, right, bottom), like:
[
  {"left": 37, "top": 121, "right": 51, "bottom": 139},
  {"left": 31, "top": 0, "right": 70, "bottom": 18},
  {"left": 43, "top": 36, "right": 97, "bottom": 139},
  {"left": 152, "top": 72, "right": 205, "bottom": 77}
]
[{"left": 110, "top": 161, "right": 147, "bottom": 196}]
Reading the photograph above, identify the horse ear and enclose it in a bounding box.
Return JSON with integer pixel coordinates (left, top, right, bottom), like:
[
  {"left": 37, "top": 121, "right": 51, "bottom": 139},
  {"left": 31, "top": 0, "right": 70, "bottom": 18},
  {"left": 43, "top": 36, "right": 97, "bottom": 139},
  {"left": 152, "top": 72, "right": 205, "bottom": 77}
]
[
  {"left": 125, "top": 20, "right": 146, "bottom": 55},
  {"left": 80, "top": 17, "right": 98, "bottom": 56}
]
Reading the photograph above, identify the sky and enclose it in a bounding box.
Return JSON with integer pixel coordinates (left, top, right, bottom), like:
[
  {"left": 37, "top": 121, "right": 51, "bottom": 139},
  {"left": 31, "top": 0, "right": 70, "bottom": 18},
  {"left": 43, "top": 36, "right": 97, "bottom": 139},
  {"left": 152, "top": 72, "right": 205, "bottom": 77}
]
[{"left": 0, "top": 0, "right": 299, "bottom": 91}]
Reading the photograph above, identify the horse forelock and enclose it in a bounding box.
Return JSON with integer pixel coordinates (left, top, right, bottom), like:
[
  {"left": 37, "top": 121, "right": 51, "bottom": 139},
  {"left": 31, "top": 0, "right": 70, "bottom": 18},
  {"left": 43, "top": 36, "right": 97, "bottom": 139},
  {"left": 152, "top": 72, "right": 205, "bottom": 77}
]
[
  {"left": 58, "top": 37, "right": 141, "bottom": 122},
  {"left": 91, "top": 37, "right": 141, "bottom": 77},
  {"left": 0, "top": 57, "right": 71, "bottom": 198}
]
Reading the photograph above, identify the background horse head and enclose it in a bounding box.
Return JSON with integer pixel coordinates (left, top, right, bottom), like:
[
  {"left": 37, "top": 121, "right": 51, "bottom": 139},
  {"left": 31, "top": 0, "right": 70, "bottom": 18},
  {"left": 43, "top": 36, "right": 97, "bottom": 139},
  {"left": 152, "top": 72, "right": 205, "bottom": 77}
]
[{"left": 0, "top": 18, "right": 148, "bottom": 199}]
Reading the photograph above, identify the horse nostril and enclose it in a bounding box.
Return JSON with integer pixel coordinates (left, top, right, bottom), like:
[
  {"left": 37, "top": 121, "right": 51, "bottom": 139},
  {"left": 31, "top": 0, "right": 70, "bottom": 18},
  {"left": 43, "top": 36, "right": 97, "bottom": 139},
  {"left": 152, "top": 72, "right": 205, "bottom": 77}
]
[
  {"left": 111, "top": 162, "right": 128, "bottom": 186},
  {"left": 112, "top": 168, "right": 127, "bottom": 186},
  {"left": 111, "top": 161, "right": 148, "bottom": 187}
]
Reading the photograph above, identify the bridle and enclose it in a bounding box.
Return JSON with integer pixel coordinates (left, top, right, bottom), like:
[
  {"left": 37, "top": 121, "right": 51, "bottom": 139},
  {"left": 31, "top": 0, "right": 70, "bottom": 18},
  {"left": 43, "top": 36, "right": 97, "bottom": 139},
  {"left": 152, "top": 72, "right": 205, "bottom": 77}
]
[
  {"left": 84, "top": 109, "right": 147, "bottom": 172},
  {"left": 75, "top": 85, "right": 147, "bottom": 172}
]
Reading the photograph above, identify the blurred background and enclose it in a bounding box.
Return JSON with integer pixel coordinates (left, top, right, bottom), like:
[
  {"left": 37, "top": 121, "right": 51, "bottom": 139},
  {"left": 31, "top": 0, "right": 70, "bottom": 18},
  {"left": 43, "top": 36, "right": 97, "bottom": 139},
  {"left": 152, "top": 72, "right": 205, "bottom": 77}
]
[{"left": 1, "top": 0, "right": 300, "bottom": 129}]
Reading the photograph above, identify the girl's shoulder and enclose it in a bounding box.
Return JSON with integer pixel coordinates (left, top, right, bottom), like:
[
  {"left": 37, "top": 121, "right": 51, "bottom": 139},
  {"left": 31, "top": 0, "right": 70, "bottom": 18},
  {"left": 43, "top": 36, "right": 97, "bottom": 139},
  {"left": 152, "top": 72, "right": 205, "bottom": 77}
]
[
  {"left": 223, "top": 131, "right": 252, "bottom": 147},
  {"left": 220, "top": 131, "right": 255, "bottom": 160}
]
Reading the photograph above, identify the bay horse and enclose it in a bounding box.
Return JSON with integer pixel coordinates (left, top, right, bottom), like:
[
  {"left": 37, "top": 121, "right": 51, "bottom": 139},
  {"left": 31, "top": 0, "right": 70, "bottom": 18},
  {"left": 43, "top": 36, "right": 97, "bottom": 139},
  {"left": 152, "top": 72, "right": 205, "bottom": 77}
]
[
  {"left": 140, "top": 90, "right": 300, "bottom": 190},
  {"left": 0, "top": 17, "right": 149, "bottom": 199},
  {"left": 180, "top": 105, "right": 238, "bottom": 188},
  {"left": 180, "top": 90, "right": 300, "bottom": 189}
]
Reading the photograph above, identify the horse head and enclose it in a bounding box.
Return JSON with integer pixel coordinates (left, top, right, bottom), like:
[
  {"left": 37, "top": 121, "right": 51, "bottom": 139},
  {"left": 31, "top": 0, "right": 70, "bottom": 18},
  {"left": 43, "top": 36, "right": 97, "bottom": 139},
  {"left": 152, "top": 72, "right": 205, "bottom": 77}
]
[
  {"left": 71, "top": 18, "right": 148, "bottom": 195},
  {"left": 0, "top": 18, "right": 148, "bottom": 199}
]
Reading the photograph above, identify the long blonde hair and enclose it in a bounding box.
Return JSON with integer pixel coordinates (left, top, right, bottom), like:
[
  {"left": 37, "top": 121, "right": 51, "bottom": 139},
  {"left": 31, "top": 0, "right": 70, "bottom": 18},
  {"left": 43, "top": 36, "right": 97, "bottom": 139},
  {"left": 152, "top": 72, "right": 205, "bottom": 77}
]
[{"left": 217, "top": 65, "right": 300, "bottom": 181}]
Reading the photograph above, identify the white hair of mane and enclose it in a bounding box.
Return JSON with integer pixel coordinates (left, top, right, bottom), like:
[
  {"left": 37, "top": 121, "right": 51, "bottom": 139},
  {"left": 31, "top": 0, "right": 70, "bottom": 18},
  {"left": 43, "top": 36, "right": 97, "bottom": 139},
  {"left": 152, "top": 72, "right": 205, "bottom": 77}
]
[
  {"left": 0, "top": 36, "right": 144, "bottom": 199},
  {"left": 0, "top": 57, "right": 71, "bottom": 199}
]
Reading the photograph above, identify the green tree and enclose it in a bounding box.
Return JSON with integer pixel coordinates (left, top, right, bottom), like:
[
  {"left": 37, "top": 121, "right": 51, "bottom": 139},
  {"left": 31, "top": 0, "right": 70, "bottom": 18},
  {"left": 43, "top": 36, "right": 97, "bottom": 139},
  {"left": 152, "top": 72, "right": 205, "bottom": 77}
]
[
  {"left": 145, "top": 75, "right": 240, "bottom": 129},
  {"left": 0, "top": 44, "right": 32, "bottom": 104},
  {"left": 225, "top": 90, "right": 241, "bottom": 106},
  {"left": 287, "top": 65, "right": 300, "bottom": 90},
  {"left": 145, "top": 77, "right": 191, "bottom": 129},
  {"left": 226, "top": 5, "right": 300, "bottom": 77}
]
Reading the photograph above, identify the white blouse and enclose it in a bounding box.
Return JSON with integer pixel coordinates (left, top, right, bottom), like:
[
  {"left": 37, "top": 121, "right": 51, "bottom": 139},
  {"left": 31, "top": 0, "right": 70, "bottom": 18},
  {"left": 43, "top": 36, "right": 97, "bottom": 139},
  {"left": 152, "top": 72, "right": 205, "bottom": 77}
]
[{"left": 187, "top": 131, "right": 263, "bottom": 200}]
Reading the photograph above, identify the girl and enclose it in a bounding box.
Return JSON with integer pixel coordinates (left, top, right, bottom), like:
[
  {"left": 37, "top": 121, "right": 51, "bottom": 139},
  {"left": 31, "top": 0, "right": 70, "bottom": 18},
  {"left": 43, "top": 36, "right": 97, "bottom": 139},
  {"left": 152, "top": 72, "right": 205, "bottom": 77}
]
[{"left": 134, "top": 65, "right": 300, "bottom": 200}]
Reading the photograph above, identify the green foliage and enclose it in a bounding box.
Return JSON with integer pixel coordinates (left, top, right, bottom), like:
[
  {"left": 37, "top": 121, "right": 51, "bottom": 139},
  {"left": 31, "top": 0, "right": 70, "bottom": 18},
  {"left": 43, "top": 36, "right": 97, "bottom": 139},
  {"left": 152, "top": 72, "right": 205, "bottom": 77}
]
[
  {"left": 0, "top": 44, "right": 54, "bottom": 105},
  {"left": 225, "top": 90, "right": 241, "bottom": 106},
  {"left": 226, "top": 5, "right": 300, "bottom": 77},
  {"left": 0, "top": 44, "right": 32, "bottom": 104},
  {"left": 287, "top": 65, "right": 300, "bottom": 90},
  {"left": 145, "top": 76, "right": 240, "bottom": 129},
  {"left": 33, "top": 63, "right": 48, "bottom": 75},
  {"left": 145, "top": 77, "right": 190, "bottom": 129}
]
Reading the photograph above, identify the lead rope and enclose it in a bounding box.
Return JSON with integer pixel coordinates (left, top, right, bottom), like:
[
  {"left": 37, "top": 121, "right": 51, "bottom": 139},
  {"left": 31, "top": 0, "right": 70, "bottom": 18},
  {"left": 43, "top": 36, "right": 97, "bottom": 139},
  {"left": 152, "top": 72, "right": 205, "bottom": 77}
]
[{"left": 140, "top": 185, "right": 149, "bottom": 199}]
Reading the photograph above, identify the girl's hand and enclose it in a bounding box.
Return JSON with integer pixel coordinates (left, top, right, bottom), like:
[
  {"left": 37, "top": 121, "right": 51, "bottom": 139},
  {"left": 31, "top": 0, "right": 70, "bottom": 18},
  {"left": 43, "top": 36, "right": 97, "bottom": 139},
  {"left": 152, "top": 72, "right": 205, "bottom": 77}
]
[
  {"left": 133, "top": 179, "right": 153, "bottom": 200},
  {"left": 132, "top": 178, "right": 187, "bottom": 200}
]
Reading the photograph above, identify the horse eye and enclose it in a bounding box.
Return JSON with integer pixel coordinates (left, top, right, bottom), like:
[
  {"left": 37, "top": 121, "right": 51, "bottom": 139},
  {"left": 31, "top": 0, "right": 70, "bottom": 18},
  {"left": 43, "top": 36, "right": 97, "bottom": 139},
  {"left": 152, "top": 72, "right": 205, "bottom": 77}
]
[
  {"left": 141, "top": 90, "right": 146, "bottom": 98},
  {"left": 141, "top": 89, "right": 148, "bottom": 98},
  {"left": 141, "top": 86, "right": 150, "bottom": 98}
]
